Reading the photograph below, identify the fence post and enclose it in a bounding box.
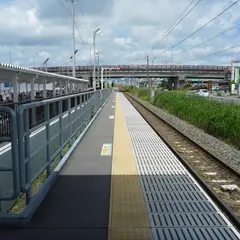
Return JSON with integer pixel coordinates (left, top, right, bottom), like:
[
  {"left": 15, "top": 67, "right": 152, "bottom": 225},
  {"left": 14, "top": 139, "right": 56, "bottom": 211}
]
[{"left": 44, "top": 103, "right": 51, "bottom": 176}]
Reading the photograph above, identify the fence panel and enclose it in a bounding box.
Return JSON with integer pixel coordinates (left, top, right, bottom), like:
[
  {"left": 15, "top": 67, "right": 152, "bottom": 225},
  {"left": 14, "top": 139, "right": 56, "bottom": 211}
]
[{"left": 0, "top": 107, "right": 20, "bottom": 212}]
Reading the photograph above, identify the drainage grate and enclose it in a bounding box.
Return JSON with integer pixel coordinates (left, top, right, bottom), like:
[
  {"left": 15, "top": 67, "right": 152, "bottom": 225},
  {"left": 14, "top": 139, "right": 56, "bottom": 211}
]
[
  {"left": 140, "top": 175, "right": 194, "bottom": 185},
  {"left": 146, "top": 201, "right": 217, "bottom": 214},
  {"left": 119, "top": 94, "right": 240, "bottom": 239},
  {"left": 148, "top": 213, "right": 227, "bottom": 227},
  {"left": 152, "top": 228, "right": 240, "bottom": 240},
  {"left": 141, "top": 182, "right": 201, "bottom": 192},
  {"left": 144, "top": 191, "right": 208, "bottom": 202}
]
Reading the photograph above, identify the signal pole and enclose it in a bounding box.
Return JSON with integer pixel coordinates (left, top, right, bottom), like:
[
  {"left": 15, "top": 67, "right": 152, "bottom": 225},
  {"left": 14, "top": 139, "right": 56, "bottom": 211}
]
[
  {"left": 67, "top": 0, "right": 77, "bottom": 78},
  {"left": 147, "top": 55, "right": 150, "bottom": 99},
  {"left": 147, "top": 55, "right": 149, "bottom": 87}
]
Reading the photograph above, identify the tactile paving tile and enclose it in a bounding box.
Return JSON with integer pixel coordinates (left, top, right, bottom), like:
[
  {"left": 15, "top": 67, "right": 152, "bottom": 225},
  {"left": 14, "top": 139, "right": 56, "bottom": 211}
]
[
  {"left": 119, "top": 94, "right": 240, "bottom": 240},
  {"left": 108, "top": 228, "right": 152, "bottom": 240},
  {"left": 108, "top": 95, "right": 151, "bottom": 240}
]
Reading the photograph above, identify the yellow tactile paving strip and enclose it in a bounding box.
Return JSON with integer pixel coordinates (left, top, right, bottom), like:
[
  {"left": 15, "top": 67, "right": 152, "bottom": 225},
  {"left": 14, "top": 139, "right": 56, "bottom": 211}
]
[{"left": 108, "top": 95, "right": 152, "bottom": 240}]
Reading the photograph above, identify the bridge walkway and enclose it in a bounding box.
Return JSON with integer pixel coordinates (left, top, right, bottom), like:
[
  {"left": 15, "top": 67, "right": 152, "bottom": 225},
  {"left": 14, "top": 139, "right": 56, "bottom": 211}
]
[{"left": 1, "top": 92, "right": 240, "bottom": 239}]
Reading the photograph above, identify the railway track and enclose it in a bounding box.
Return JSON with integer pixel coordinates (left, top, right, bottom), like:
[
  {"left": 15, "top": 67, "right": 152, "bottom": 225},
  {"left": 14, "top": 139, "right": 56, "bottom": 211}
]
[{"left": 125, "top": 92, "right": 240, "bottom": 230}]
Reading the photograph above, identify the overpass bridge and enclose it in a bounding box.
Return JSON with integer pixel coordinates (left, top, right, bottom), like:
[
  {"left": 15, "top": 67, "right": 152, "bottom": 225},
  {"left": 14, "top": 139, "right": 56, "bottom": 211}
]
[{"left": 35, "top": 64, "right": 231, "bottom": 89}]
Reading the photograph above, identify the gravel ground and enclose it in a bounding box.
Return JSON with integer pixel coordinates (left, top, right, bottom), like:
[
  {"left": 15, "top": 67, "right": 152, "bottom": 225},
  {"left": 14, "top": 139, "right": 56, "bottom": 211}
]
[{"left": 129, "top": 94, "right": 240, "bottom": 174}]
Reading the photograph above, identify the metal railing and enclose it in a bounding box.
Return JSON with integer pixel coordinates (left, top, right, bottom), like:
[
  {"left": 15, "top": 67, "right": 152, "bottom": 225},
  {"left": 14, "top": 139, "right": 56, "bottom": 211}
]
[
  {"left": 0, "top": 89, "right": 95, "bottom": 141},
  {"left": 36, "top": 64, "right": 231, "bottom": 73},
  {"left": 0, "top": 88, "right": 111, "bottom": 226},
  {"left": 0, "top": 107, "right": 19, "bottom": 203}
]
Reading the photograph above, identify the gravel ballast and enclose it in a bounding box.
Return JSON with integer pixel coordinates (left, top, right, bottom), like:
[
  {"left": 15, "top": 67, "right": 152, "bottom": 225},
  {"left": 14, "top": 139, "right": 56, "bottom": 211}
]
[{"left": 129, "top": 94, "right": 240, "bottom": 174}]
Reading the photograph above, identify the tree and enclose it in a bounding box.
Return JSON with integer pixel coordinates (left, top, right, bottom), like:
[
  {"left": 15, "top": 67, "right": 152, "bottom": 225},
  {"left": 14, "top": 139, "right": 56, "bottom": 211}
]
[{"left": 160, "top": 79, "right": 168, "bottom": 88}]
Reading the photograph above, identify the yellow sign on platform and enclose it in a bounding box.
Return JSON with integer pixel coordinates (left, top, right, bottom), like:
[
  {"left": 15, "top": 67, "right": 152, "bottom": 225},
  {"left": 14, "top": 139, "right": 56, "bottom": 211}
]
[{"left": 101, "top": 143, "right": 112, "bottom": 156}]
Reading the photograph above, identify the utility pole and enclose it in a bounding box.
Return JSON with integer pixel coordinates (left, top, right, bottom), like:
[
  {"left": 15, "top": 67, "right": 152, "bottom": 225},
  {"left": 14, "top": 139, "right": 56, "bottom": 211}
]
[
  {"left": 147, "top": 55, "right": 149, "bottom": 87},
  {"left": 67, "top": 0, "right": 77, "bottom": 78},
  {"left": 147, "top": 55, "right": 150, "bottom": 99},
  {"left": 97, "top": 51, "right": 100, "bottom": 87},
  {"left": 33, "top": 56, "right": 35, "bottom": 68}
]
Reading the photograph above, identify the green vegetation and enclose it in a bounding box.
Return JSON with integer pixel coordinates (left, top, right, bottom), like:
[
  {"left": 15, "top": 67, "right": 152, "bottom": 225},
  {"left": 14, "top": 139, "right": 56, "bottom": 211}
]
[{"left": 127, "top": 88, "right": 240, "bottom": 149}]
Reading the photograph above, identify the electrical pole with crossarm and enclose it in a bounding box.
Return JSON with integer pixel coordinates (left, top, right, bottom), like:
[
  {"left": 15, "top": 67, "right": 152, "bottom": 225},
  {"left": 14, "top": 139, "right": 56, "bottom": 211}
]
[{"left": 66, "top": 0, "right": 78, "bottom": 78}]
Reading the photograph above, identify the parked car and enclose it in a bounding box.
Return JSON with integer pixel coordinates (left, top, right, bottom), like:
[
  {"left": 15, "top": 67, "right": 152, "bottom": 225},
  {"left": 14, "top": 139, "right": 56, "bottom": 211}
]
[
  {"left": 195, "top": 89, "right": 210, "bottom": 97},
  {"left": 216, "top": 85, "right": 229, "bottom": 92}
]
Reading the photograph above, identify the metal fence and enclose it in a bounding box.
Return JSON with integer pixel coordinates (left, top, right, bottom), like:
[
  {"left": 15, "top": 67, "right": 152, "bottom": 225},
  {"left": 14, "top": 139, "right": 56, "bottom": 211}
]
[
  {"left": 0, "top": 88, "right": 111, "bottom": 226},
  {"left": 0, "top": 89, "right": 95, "bottom": 141}
]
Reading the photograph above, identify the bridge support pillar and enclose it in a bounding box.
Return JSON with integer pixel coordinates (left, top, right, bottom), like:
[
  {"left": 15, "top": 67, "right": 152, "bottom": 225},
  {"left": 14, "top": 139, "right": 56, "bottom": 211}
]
[
  {"left": 168, "top": 76, "right": 185, "bottom": 90},
  {"left": 59, "top": 80, "right": 63, "bottom": 95},
  {"left": 52, "top": 80, "right": 56, "bottom": 97},
  {"left": 12, "top": 75, "right": 19, "bottom": 102},
  {"left": 43, "top": 77, "right": 47, "bottom": 98}
]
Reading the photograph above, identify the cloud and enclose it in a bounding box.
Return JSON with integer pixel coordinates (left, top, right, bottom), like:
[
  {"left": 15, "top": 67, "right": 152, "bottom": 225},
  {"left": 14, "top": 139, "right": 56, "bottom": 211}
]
[{"left": 0, "top": 0, "right": 240, "bottom": 68}]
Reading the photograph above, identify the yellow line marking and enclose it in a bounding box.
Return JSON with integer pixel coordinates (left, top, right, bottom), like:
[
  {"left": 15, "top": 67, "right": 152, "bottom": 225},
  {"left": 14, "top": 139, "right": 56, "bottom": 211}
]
[{"left": 108, "top": 94, "right": 151, "bottom": 240}]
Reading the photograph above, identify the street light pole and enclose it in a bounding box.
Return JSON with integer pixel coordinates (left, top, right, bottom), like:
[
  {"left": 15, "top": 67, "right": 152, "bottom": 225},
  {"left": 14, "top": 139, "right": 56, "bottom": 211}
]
[
  {"left": 147, "top": 55, "right": 149, "bottom": 87},
  {"left": 93, "top": 28, "right": 101, "bottom": 91},
  {"left": 89, "top": 46, "right": 92, "bottom": 66},
  {"left": 43, "top": 58, "right": 50, "bottom": 72},
  {"left": 72, "top": 0, "right": 76, "bottom": 78},
  {"left": 96, "top": 51, "right": 100, "bottom": 87},
  {"left": 9, "top": 51, "right": 12, "bottom": 64}
]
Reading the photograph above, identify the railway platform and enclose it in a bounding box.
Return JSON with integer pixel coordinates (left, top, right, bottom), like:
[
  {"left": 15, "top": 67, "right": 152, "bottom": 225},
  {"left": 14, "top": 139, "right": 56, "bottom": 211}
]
[{"left": 1, "top": 92, "right": 240, "bottom": 240}]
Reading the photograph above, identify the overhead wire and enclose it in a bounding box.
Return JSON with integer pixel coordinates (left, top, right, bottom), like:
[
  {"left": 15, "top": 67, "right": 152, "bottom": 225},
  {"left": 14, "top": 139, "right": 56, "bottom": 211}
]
[
  {"left": 158, "top": 0, "right": 240, "bottom": 57},
  {"left": 167, "top": 21, "right": 240, "bottom": 64},
  {"left": 136, "top": 0, "right": 203, "bottom": 65},
  {"left": 147, "top": 0, "right": 202, "bottom": 56},
  {"left": 185, "top": 42, "right": 240, "bottom": 63},
  {"left": 60, "top": 0, "right": 91, "bottom": 48},
  {"left": 188, "top": 22, "right": 240, "bottom": 51}
]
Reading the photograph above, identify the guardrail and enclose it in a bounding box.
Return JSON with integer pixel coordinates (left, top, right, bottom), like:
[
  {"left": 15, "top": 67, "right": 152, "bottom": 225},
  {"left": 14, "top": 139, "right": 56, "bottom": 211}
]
[
  {"left": 35, "top": 64, "right": 231, "bottom": 72},
  {"left": 0, "top": 107, "right": 19, "bottom": 203},
  {"left": 0, "top": 89, "right": 95, "bottom": 141},
  {"left": 0, "top": 88, "right": 111, "bottom": 226}
]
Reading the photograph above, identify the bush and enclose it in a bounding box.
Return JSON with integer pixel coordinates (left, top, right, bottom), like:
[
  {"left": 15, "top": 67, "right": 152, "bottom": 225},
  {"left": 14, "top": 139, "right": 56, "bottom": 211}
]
[{"left": 152, "top": 91, "right": 240, "bottom": 149}]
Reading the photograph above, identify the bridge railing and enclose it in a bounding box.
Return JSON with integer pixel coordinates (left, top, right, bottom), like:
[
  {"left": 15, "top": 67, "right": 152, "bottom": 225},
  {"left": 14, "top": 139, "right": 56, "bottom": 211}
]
[
  {"left": 38, "top": 64, "right": 231, "bottom": 73},
  {"left": 0, "top": 88, "right": 111, "bottom": 226}
]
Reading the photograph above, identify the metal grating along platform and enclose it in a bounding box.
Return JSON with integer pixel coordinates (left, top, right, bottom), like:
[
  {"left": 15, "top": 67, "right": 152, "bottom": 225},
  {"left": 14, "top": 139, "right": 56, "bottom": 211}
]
[{"left": 119, "top": 94, "right": 240, "bottom": 240}]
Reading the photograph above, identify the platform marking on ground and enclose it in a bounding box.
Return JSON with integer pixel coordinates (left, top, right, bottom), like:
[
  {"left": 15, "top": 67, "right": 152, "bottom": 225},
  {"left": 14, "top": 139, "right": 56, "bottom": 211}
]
[
  {"left": 101, "top": 143, "right": 112, "bottom": 156},
  {"left": 108, "top": 93, "right": 151, "bottom": 240},
  {"left": 109, "top": 115, "right": 114, "bottom": 119}
]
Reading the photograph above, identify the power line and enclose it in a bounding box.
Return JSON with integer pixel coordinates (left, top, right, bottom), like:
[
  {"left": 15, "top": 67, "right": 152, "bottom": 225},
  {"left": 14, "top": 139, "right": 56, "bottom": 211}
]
[
  {"left": 149, "top": 0, "right": 202, "bottom": 54},
  {"left": 159, "top": 0, "right": 240, "bottom": 56},
  {"left": 60, "top": 0, "right": 90, "bottom": 48},
  {"left": 186, "top": 42, "right": 240, "bottom": 63},
  {"left": 78, "top": 1, "right": 92, "bottom": 36},
  {"left": 137, "top": 0, "right": 202, "bottom": 64},
  {"left": 188, "top": 22, "right": 240, "bottom": 50}
]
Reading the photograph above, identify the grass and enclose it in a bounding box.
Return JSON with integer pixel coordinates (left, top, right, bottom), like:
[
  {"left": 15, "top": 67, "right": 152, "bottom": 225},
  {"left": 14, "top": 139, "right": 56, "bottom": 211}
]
[
  {"left": 153, "top": 91, "right": 240, "bottom": 149},
  {"left": 127, "top": 88, "right": 240, "bottom": 149},
  {"left": 8, "top": 130, "right": 81, "bottom": 214}
]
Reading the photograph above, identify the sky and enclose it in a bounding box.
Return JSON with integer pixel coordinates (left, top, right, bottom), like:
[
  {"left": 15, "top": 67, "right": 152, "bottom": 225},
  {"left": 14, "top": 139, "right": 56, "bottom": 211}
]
[{"left": 0, "top": 0, "right": 240, "bottom": 68}]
